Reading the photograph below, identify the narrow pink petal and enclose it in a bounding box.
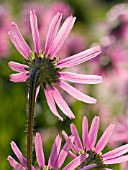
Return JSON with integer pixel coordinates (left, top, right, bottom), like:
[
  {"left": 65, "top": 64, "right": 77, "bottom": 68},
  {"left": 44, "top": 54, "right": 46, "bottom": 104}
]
[
  {"left": 82, "top": 116, "right": 90, "bottom": 151},
  {"left": 44, "top": 87, "right": 63, "bottom": 121},
  {"left": 11, "top": 142, "right": 26, "bottom": 166},
  {"left": 51, "top": 86, "right": 75, "bottom": 119},
  {"left": 58, "top": 80, "right": 96, "bottom": 104},
  {"left": 8, "top": 32, "right": 28, "bottom": 59},
  {"left": 57, "top": 46, "right": 101, "bottom": 68},
  {"left": 45, "top": 12, "right": 62, "bottom": 55},
  {"left": 63, "top": 154, "right": 87, "bottom": 170},
  {"left": 88, "top": 116, "right": 100, "bottom": 150},
  {"left": 70, "top": 123, "right": 83, "bottom": 151},
  {"left": 35, "top": 85, "right": 40, "bottom": 102},
  {"left": 10, "top": 73, "right": 28, "bottom": 82},
  {"left": 35, "top": 133, "right": 45, "bottom": 169},
  {"left": 59, "top": 72, "right": 103, "bottom": 84},
  {"left": 30, "top": 10, "right": 40, "bottom": 56},
  {"left": 7, "top": 156, "right": 21, "bottom": 169},
  {"left": 8, "top": 61, "right": 28, "bottom": 73},
  {"left": 14, "top": 165, "right": 25, "bottom": 170},
  {"left": 54, "top": 136, "right": 74, "bottom": 169},
  {"left": 103, "top": 155, "right": 128, "bottom": 164},
  {"left": 11, "top": 22, "right": 31, "bottom": 57},
  {"left": 95, "top": 124, "right": 115, "bottom": 153},
  {"left": 62, "top": 130, "right": 79, "bottom": 154},
  {"left": 102, "top": 144, "right": 128, "bottom": 160},
  {"left": 80, "top": 164, "right": 96, "bottom": 170},
  {"left": 48, "top": 134, "right": 62, "bottom": 169},
  {"left": 68, "top": 151, "right": 77, "bottom": 159},
  {"left": 50, "top": 16, "right": 76, "bottom": 59}
]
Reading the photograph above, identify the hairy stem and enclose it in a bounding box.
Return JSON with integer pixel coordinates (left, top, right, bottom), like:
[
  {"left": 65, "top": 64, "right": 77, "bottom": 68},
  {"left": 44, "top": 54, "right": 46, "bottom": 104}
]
[{"left": 27, "top": 68, "right": 39, "bottom": 170}]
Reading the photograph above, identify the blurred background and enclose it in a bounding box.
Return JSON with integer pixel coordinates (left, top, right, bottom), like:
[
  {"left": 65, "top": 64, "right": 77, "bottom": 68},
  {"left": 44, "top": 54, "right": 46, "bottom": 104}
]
[{"left": 0, "top": 0, "right": 128, "bottom": 169}]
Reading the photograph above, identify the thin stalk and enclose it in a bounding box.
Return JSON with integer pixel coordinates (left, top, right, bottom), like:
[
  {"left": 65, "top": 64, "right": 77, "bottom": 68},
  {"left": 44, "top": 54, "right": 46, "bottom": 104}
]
[{"left": 27, "top": 68, "right": 39, "bottom": 170}]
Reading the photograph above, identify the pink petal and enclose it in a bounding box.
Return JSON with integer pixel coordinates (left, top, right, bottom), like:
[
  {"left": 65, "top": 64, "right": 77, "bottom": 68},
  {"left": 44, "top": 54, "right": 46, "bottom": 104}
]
[
  {"left": 82, "top": 116, "right": 90, "bottom": 151},
  {"left": 63, "top": 154, "right": 87, "bottom": 170},
  {"left": 80, "top": 164, "right": 96, "bottom": 170},
  {"left": 45, "top": 12, "right": 62, "bottom": 56},
  {"left": 10, "top": 73, "right": 28, "bottom": 82},
  {"left": 30, "top": 10, "right": 40, "bottom": 56},
  {"left": 51, "top": 86, "right": 75, "bottom": 119},
  {"left": 59, "top": 72, "right": 103, "bottom": 84},
  {"left": 50, "top": 16, "right": 76, "bottom": 59},
  {"left": 103, "top": 155, "right": 128, "bottom": 164},
  {"left": 11, "top": 22, "right": 31, "bottom": 57},
  {"left": 8, "top": 61, "right": 28, "bottom": 73},
  {"left": 48, "top": 135, "right": 62, "bottom": 169},
  {"left": 35, "top": 133, "right": 45, "bottom": 169},
  {"left": 102, "top": 144, "right": 128, "bottom": 160},
  {"left": 58, "top": 80, "right": 96, "bottom": 104},
  {"left": 8, "top": 32, "right": 29, "bottom": 59},
  {"left": 95, "top": 124, "right": 115, "bottom": 153},
  {"left": 57, "top": 46, "right": 101, "bottom": 68},
  {"left": 68, "top": 151, "right": 77, "bottom": 159},
  {"left": 62, "top": 130, "right": 79, "bottom": 154},
  {"left": 44, "top": 87, "right": 63, "bottom": 121},
  {"left": 54, "top": 136, "right": 74, "bottom": 169},
  {"left": 70, "top": 123, "right": 83, "bottom": 151},
  {"left": 88, "top": 116, "right": 100, "bottom": 150},
  {"left": 11, "top": 142, "right": 26, "bottom": 166},
  {"left": 35, "top": 85, "right": 40, "bottom": 102},
  {"left": 7, "top": 156, "right": 21, "bottom": 169}
]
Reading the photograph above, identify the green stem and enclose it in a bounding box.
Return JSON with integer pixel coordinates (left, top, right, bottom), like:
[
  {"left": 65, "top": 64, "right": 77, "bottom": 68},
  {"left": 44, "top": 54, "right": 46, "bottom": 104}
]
[{"left": 27, "top": 68, "right": 39, "bottom": 170}]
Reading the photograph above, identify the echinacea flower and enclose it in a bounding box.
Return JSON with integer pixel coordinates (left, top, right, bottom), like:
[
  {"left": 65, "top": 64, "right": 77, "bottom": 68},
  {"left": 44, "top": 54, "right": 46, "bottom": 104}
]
[
  {"left": 8, "top": 10, "right": 102, "bottom": 121},
  {"left": 8, "top": 133, "right": 96, "bottom": 170},
  {"left": 63, "top": 116, "right": 128, "bottom": 169}
]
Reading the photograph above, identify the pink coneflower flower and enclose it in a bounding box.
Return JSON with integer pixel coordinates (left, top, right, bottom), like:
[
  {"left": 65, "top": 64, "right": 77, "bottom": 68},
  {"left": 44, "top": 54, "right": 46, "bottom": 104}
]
[
  {"left": 8, "top": 133, "right": 96, "bottom": 170},
  {"left": 63, "top": 116, "right": 128, "bottom": 169},
  {"left": 8, "top": 10, "right": 102, "bottom": 120}
]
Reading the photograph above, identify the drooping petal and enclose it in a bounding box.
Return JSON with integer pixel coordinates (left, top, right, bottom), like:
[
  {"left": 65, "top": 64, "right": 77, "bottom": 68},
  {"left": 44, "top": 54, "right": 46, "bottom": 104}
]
[
  {"left": 54, "top": 136, "right": 74, "bottom": 169},
  {"left": 7, "top": 156, "right": 22, "bottom": 169},
  {"left": 59, "top": 72, "right": 103, "bottom": 84},
  {"left": 57, "top": 46, "right": 101, "bottom": 68},
  {"left": 8, "top": 61, "right": 28, "bottom": 73},
  {"left": 48, "top": 135, "right": 62, "bottom": 169},
  {"left": 44, "top": 87, "right": 63, "bottom": 121},
  {"left": 10, "top": 73, "right": 28, "bottom": 82},
  {"left": 95, "top": 124, "right": 115, "bottom": 153},
  {"left": 82, "top": 116, "right": 90, "bottom": 151},
  {"left": 62, "top": 130, "right": 79, "bottom": 154},
  {"left": 70, "top": 123, "right": 83, "bottom": 151},
  {"left": 11, "top": 22, "right": 31, "bottom": 57},
  {"left": 88, "top": 116, "right": 100, "bottom": 150},
  {"left": 35, "top": 133, "right": 45, "bottom": 169},
  {"left": 11, "top": 142, "right": 26, "bottom": 166},
  {"left": 35, "top": 85, "right": 40, "bottom": 102},
  {"left": 80, "top": 164, "right": 96, "bottom": 170},
  {"left": 102, "top": 144, "right": 128, "bottom": 160},
  {"left": 45, "top": 12, "right": 62, "bottom": 56},
  {"left": 30, "top": 10, "right": 40, "bottom": 56},
  {"left": 58, "top": 80, "right": 96, "bottom": 104},
  {"left": 50, "top": 86, "right": 75, "bottom": 119},
  {"left": 50, "top": 16, "right": 76, "bottom": 59},
  {"left": 103, "top": 155, "right": 128, "bottom": 164},
  {"left": 63, "top": 154, "right": 87, "bottom": 170},
  {"left": 8, "top": 32, "right": 29, "bottom": 59}
]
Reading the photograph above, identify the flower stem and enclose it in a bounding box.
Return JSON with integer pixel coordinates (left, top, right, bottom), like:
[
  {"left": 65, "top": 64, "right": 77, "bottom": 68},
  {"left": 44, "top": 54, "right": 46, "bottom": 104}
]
[{"left": 27, "top": 68, "right": 39, "bottom": 170}]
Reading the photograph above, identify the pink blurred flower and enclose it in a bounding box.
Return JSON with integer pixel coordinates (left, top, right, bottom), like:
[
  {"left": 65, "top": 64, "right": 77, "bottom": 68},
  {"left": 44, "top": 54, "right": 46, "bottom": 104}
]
[
  {"left": 0, "top": 5, "right": 12, "bottom": 58},
  {"left": 109, "top": 115, "right": 128, "bottom": 148},
  {"left": 63, "top": 116, "right": 128, "bottom": 168},
  {"left": 8, "top": 133, "right": 95, "bottom": 170},
  {"left": 8, "top": 10, "right": 102, "bottom": 120}
]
